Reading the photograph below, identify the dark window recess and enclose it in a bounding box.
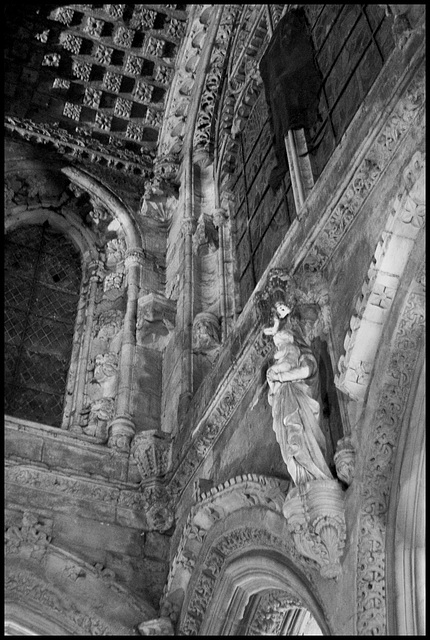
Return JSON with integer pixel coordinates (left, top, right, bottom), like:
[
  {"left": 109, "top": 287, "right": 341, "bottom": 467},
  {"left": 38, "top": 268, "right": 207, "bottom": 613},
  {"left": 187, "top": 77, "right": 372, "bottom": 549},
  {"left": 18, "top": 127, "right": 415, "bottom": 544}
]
[
  {"left": 5, "top": 223, "right": 81, "bottom": 427},
  {"left": 234, "top": 92, "right": 296, "bottom": 309},
  {"left": 259, "top": 7, "right": 323, "bottom": 189},
  {"left": 304, "top": 4, "right": 395, "bottom": 181}
]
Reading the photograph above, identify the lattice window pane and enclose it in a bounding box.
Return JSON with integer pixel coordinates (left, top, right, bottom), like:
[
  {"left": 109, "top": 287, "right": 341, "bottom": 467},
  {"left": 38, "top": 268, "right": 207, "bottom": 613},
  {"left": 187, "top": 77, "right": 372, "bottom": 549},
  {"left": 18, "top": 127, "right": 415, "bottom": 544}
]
[
  {"left": 5, "top": 275, "right": 33, "bottom": 310},
  {"left": 4, "top": 307, "right": 28, "bottom": 346},
  {"left": 5, "top": 385, "right": 64, "bottom": 427},
  {"left": 5, "top": 223, "right": 81, "bottom": 427}
]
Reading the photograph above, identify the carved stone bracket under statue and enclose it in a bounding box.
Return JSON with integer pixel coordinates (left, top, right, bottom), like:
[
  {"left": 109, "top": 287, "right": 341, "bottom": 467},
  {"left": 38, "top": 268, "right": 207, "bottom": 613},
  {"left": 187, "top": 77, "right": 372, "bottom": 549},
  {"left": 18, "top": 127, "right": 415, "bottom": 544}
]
[
  {"left": 131, "top": 431, "right": 174, "bottom": 533},
  {"left": 282, "top": 480, "right": 346, "bottom": 580},
  {"left": 131, "top": 430, "right": 172, "bottom": 480}
]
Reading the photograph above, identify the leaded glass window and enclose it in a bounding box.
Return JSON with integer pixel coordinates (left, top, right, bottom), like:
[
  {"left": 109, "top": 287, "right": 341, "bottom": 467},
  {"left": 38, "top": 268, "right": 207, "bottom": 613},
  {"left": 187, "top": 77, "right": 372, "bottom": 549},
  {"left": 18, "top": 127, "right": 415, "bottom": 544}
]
[
  {"left": 231, "top": 91, "right": 296, "bottom": 307},
  {"left": 5, "top": 222, "right": 82, "bottom": 427}
]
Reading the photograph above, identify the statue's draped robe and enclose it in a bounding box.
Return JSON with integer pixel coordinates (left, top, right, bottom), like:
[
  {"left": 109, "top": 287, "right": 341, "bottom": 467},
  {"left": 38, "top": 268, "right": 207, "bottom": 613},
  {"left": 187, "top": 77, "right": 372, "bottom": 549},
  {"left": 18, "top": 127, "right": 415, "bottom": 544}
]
[{"left": 267, "top": 343, "right": 332, "bottom": 485}]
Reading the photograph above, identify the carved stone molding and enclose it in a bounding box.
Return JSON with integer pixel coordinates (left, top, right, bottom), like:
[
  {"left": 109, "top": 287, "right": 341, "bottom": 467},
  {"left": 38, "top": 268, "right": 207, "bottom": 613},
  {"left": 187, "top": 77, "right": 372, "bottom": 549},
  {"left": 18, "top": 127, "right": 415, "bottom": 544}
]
[
  {"left": 302, "top": 59, "right": 424, "bottom": 272},
  {"left": 193, "top": 5, "right": 240, "bottom": 158},
  {"left": 5, "top": 539, "right": 155, "bottom": 635},
  {"left": 131, "top": 430, "right": 172, "bottom": 481},
  {"left": 246, "top": 590, "right": 303, "bottom": 636},
  {"left": 162, "top": 474, "right": 291, "bottom": 625},
  {"left": 5, "top": 462, "right": 170, "bottom": 532},
  {"left": 178, "top": 522, "right": 314, "bottom": 636},
  {"left": 283, "top": 480, "right": 346, "bottom": 580},
  {"left": 335, "top": 150, "right": 425, "bottom": 401},
  {"left": 5, "top": 117, "right": 154, "bottom": 176},
  {"left": 356, "top": 270, "right": 425, "bottom": 635}
]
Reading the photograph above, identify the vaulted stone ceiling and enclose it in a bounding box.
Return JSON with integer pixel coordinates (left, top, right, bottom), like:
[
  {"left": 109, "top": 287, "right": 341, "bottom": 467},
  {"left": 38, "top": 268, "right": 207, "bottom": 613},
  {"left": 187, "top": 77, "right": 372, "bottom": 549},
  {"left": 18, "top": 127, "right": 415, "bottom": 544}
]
[{"left": 4, "top": 4, "right": 195, "bottom": 208}]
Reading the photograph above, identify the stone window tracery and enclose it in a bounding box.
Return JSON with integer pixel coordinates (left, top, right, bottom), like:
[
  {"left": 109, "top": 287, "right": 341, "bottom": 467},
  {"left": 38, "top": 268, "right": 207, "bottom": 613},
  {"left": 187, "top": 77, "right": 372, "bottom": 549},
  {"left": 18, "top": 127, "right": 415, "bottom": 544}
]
[{"left": 5, "top": 223, "right": 82, "bottom": 428}]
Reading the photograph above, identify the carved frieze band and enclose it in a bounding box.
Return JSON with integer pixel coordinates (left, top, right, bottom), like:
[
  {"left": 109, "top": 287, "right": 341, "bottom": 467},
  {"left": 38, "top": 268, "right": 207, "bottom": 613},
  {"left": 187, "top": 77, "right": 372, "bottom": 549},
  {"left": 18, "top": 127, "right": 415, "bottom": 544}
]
[
  {"left": 335, "top": 150, "right": 425, "bottom": 401},
  {"left": 5, "top": 117, "right": 154, "bottom": 176},
  {"left": 302, "top": 59, "right": 425, "bottom": 272},
  {"left": 5, "top": 463, "right": 170, "bottom": 532},
  {"left": 356, "top": 271, "right": 424, "bottom": 634}
]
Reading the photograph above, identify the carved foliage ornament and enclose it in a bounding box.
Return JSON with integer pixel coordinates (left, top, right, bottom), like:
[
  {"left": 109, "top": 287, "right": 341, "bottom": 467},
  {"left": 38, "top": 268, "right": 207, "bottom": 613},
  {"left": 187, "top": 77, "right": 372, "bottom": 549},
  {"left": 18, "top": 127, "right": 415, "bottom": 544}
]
[{"left": 5, "top": 510, "right": 52, "bottom": 561}]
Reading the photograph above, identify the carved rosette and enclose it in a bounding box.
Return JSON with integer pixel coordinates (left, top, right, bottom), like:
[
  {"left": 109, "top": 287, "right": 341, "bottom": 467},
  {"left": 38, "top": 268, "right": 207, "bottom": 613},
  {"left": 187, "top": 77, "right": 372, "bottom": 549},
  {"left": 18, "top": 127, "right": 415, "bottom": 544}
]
[
  {"left": 131, "top": 430, "right": 172, "bottom": 481},
  {"left": 282, "top": 480, "right": 346, "bottom": 579},
  {"left": 334, "top": 436, "right": 356, "bottom": 486}
]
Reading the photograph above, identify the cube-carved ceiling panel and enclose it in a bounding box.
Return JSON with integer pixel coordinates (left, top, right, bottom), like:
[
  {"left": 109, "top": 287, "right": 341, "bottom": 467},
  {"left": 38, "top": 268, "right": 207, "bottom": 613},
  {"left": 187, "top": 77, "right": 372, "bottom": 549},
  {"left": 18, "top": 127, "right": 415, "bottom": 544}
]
[{"left": 5, "top": 4, "right": 188, "bottom": 169}]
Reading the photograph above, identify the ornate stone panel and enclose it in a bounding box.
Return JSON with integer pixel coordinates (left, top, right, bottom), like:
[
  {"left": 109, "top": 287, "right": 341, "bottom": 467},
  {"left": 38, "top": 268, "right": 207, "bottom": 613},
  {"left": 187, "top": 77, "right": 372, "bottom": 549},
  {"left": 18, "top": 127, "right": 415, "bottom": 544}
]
[
  {"left": 335, "top": 150, "right": 425, "bottom": 401},
  {"left": 356, "top": 268, "right": 425, "bottom": 635}
]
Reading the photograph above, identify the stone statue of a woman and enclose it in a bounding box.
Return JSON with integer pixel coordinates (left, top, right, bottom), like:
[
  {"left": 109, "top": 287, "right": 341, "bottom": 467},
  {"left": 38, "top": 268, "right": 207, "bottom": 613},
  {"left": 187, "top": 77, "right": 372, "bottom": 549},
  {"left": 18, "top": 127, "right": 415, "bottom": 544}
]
[{"left": 264, "top": 300, "right": 333, "bottom": 486}]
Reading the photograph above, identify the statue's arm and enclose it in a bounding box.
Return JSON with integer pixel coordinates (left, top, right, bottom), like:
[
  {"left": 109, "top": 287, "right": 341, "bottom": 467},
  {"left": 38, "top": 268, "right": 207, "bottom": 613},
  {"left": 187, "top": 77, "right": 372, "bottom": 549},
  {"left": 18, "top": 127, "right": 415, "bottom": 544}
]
[{"left": 267, "top": 354, "right": 316, "bottom": 382}]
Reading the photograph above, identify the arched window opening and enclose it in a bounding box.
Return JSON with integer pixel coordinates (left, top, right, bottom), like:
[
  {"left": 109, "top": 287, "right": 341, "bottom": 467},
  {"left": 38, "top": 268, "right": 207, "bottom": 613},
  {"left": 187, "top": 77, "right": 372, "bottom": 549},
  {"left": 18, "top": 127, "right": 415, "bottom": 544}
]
[{"left": 5, "top": 222, "right": 82, "bottom": 427}]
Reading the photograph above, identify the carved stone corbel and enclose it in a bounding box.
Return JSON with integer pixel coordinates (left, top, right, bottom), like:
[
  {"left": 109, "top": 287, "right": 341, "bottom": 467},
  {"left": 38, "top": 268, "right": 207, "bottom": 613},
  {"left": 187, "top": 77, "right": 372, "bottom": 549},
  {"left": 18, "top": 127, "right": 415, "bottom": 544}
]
[
  {"left": 282, "top": 480, "right": 346, "bottom": 579},
  {"left": 131, "top": 430, "right": 172, "bottom": 480},
  {"left": 334, "top": 436, "right": 356, "bottom": 486}
]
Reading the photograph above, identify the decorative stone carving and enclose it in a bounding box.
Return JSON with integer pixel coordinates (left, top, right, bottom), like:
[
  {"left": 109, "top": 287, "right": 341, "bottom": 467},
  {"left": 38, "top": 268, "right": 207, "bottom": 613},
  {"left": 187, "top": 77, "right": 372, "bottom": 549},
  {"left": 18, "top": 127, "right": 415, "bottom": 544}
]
[
  {"left": 138, "top": 617, "right": 174, "bottom": 636},
  {"left": 5, "top": 117, "right": 154, "bottom": 177},
  {"left": 334, "top": 436, "right": 356, "bottom": 486},
  {"left": 283, "top": 480, "right": 346, "bottom": 579},
  {"left": 87, "top": 352, "right": 119, "bottom": 401},
  {"left": 81, "top": 397, "right": 115, "bottom": 441},
  {"left": 140, "top": 194, "right": 177, "bottom": 226},
  {"left": 95, "top": 309, "right": 124, "bottom": 342},
  {"left": 103, "top": 265, "right": 125, "bottom": 292},
  {"left": 192, "top": 312, "right": 221, "bottom": 356},
  {"left": 356, "top": 271, "right": 424, "bottom": 634},
  {"left": 104, "top": 236, "right": 126, "bottom": 267},
  {"left": 131, "top": 430, "right": 172, "bottom": 480},
  {"left": 335, "top": 151, "right": 425, "bottom": 401},
  {"left": 163, "top": 474, "right": 291, "bottom": 620},
  {"left": 178, "top": 523, "right": 308, "bottom": 636},
  {"left": 5, "top": 511, "right": 52, "bottom": 561},
  {"left": 302, "top": 62, "right": 424, "bottom": 272},
  {"left": 247, "top": 590, "right": 302, "bottom": 636}
]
